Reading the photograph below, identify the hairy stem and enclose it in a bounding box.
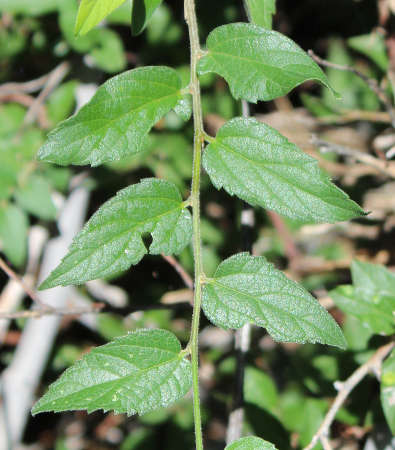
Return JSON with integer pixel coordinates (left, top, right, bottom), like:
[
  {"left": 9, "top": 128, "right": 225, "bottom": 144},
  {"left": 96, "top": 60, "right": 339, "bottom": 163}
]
[{"left": 184, "top": 0, "right": 205, "bottom": 448}]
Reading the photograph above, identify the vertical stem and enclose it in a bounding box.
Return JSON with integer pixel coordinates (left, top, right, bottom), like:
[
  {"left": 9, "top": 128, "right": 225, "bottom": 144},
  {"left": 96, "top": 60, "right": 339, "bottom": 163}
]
[{"left": 184, "top": 0, "right": 204, "bottom": 449}]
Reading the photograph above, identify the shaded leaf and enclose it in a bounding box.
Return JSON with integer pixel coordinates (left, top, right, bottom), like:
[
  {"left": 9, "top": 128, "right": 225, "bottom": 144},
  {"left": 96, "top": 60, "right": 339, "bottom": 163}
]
[
  {"left": 131, "top": 0, "right": 162, "bottom": 35},
  {"left": 202, "top": 253, "right": 346, "bottom": 348},
  {"left": 32, "top": 329, "right": 192, "bottom": 416},
  {"left": 348, "top": 33, "right": 388, "bottom": 71},
  {"left": 244, "top": 0, "right": 276, "bottom": 29},
  {"left": 198, "top": 23, "right": 333, "bottom": 102},
  {"left": 38, "top": 66, "right": 184, "bottom": 167},
  {"left": 15, "top": 174, "right": 57, "bottom": 220},
  {"left": 381, "top": 349, "right": 395, "bottom": 435},
  {"left": 330, "top": 285, "right": 394, "bottom": 336},
  {"left": 0, "top": 204, "right": 28, "bottom": 267},
  {"left": 225, "top": 436, "right": 277, "bottom": 450},
  {"left": 75, "top": 0, "right": 128, "bottom": 35},
  {"left": 39, "top": 178, "right": 192, "bottom": 289},
  {"left": 203, "top": 118, "right": 364, "bottom": 223},
  {"left": 244, "top": 366, "right": 278, "bottom": 412}
]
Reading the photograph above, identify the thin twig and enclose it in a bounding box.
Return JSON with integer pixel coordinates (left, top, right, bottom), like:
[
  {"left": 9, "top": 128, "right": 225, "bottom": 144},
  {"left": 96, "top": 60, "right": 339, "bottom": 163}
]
[
  {"left": 312, "top": 135, "right": 395, "bottom": 179},
  {"left": 0, "top": 92, "right": 49, "bottom": 128},
  {"left": 0, "top": 303, "right": 104, "bottom": 320},
  {"left": 304, "top": 341, "right": 395, "bottom": 450},
  {"left": 0, "top": 257, "right": 46, "bottom": 309},
  {"left": 161, "top": 254, "right": 194, "bottom": 290},
  {"left": 23, "top": 62, "right": 70, "bottom": 128},
  {"left": 0, "top": 73, "right": 52, "bottom": 95},
  {"left": 309, "top": 49, "right": 395, "bottom": 127}
]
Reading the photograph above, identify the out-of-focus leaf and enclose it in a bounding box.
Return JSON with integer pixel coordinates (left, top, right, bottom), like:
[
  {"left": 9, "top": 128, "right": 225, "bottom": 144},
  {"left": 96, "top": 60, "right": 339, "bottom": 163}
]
[
  {"left": 15, "top": 175, "right": 57, "bottom": 220},
  {"left": 225, "top": 436, "right": 277, "bottom": 450},
  {"left": 198, "top": 23, "right": 333, "bottom": 102},
  {"left": 131, "top": 0, "right": 162, "bottom": 35},
  {"left": 348, "top": 32, "right": 388, "bottom": 71},
  {"left": 381, "top": 349, "right": 395, "bottom": 435},
  {"left": 203, "top": 118, "right": 364, "bottom": 223},
  {"left": 38, "top": 67, "right": 185, "bottom": 167},
  {"left": 244, "top": 366, "right": 278, "bottom": 412},
  {"left": 202, "top": 253, "right": 346, "bottom": 348},
  {"left": 47, "top": 81, "right": 77, "bottom": 125},
  {"left": 342, "top": 315, "right": 373, "bottom": 351},
  {"left": 39, "top": 178, "right": 192, "bottom": 288},
  {"left": 89, "top": 28, "right": 127, "bottom": 73},
  {"left": 32, "top": 329, "right": 192, "bottom": 416},
  {"left": 0, "top": 0, "right": 59, "bottom": 15},
  {"left": 0, "top": 204, "right": 28, "bottom": 267}
]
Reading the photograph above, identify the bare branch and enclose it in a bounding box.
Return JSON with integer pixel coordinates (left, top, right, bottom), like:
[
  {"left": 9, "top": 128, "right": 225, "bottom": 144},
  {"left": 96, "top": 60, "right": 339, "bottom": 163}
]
[
  {"left": 304, "top": 341, "right": 395, "bottom": 450},
  {"left": 312, "top": 135, "right": 395, "bottom": 179},
  {"left": 308, "top": 49, "right": 395, "bottom": 127},
  {"left": 0, "top": 302, "right": 104, "bottom": 320},
  {"left": 162, "top": 254, "right": 194, "bottom": 290},
  {"left": 0, "top": 257, "right": 46, "bottom": 309}
]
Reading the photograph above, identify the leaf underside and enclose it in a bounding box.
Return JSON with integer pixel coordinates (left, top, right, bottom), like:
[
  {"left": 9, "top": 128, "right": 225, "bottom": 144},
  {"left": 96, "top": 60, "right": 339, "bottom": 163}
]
[
  {"left": 37, "top": 66, "right": 185, "bottom": 167},
  {"left": 198, "top": 22, "right": 334, "bottom": 103},
  {"left": 39, "top": 178, "right": 192, "bottom": 289},
  {"left": 203, "top": 117, "right": 364, "bottom": 223},
  {"left": 202, "top": 253, "right": 346, "bottom": 348},
  {"left": 32, "top": 329, "right": 192, "bottom": 416}
]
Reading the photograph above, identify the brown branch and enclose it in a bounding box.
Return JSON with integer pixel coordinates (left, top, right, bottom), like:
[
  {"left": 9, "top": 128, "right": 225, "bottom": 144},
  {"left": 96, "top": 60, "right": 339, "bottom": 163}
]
[
  {"left": 0, "top": 73, "right": 52, "bottom": 96},
  {"left": 0, "top": 92, "right": 49, "bottom": 128},
  {"left": 304, "top": 341, "right": 395, "bottom": 450},
  {"left": 0, "top": 257, "right": 46, "bottom": 309},
  {"left": 161, "top": 254, "right": 194, "bottom": 290},
  {"left": 309, "top": 49, "right": 395, "bottom": 127},
  {"left": 0, "top": 302, "right": 104, "bottom": 320},
  {"left": 312, "top": 135, "right": 395, "bottom": 179},
  {"left": 23, "top": 62, "right": 70, "bottom": 128},
  {"left": 319, "top": 109, "right": 392, "bottom": 124}
]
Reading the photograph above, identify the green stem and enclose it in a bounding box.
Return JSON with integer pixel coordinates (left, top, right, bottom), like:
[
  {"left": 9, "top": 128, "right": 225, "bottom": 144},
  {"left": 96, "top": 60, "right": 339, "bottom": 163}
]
[{"left": 184, "top": 0, "right": 204, "bottom": 449}]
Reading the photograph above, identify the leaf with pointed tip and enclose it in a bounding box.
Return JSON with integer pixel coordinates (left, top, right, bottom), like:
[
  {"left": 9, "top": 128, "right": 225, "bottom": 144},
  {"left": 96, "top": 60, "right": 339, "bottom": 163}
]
[
  {"left": 203, "top": 118, "right": 364, "bottom": 223},
  {"left": 381, "top": 349, "right": 395, "bottom": 435},
  {"left": 225, "top": 436, "right": 277, "bottom": 450},
  {"left": 32, "top": 329, "right": 192, "bottom": 416},
  {"left": 198, "top": 23, "right": 333, "bottom": 102},
  {"left": 131, "top": 0, "right": 163, "bottom": 35},
  {"left": 37, "top": 66, "right": 185, "bottom": 167},
  {"left": 202, "top": 253, "right": 346, "bottom": 348},
  {"left": 39, "top": 178, "right": 192, "bottom": 289},
  {"left": 244, "top": 0, "right": 276, "bottom": 29},
  {"left": 75, "top": 0, "right": 128, "bottom": 35}
]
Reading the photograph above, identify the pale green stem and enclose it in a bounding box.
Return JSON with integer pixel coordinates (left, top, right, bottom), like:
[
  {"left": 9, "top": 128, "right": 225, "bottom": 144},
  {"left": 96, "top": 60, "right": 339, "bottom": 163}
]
[{"left": 184, "top": 1, "right": 205, "bottom": 449}]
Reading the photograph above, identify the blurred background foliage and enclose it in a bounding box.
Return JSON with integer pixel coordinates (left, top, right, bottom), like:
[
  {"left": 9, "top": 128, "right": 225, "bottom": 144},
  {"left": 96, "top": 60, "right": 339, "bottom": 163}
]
[{"left": 0, "top": 0, "right": 394, "bottom": 449}]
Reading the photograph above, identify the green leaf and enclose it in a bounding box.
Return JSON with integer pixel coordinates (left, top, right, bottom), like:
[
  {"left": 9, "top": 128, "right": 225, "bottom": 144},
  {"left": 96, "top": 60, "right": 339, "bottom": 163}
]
[
  {"left": 0, "top": 204, "right": 28, "bottom": 267},
  {"left": 381, "top": 348, "right": 395, "bottom": 435},
  {"left": 131, "top": 0, "right": 163, "bottom": 35},
  {"left": 15, "top": 174, "right": 57, "bottom": 220},
  {"left": 348, "top": 32, "right": 388, "bottom": 71},
  {"left": 203, "top": 118, "right": 364, "bottom": 223},
  {"left": 202, "top": 253, "right": 346, "bottom": 348},
  {"left": 47, "top": 81, "right": 77, "bottom": 126},
  {"left": 0, "top": 0, "right": 59, "bottom": 15},
  {"left": 244, "top": 367, "right": 278, "bottom": 412},
  {"left": 75, "top": 0, "right": 128, "bottom": 35},
  {"left": 39, "top": 178, "right": 192, "bottom": 289},
  {"left": 351, "top": 260, "right": 395, "bottom": 298},
  {"left": 32, "top": 329, "right": 192, "bottom": 415},
  {"left": 37, "top": 66, "right": 184, "bottom": 167},
  {"left": 244, "top": 0, "right": 276, "bottom": 29},
  {"left": 225, "top": 436, "right": 277, "bottom": 450},
  {"left": 198, "top": 23, "right": 333, "bottom": 103}
]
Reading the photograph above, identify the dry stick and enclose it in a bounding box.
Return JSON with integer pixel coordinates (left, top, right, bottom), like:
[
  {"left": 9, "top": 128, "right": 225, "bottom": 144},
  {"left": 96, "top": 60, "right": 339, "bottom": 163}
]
[
  {"left": 312, "top": 135, "right": 395, "bottom": 179},
  {"left": 308, "top": 49, "right": 395, "bottom": 128},
  {"left": 304, "top": 341, "right": 395, "bottom": 450},
  {"left": 161, "top": 254, "right": 194, "bottom": 290},
  {"left": 226, "top": 100, "right": 254, "bottom": 445},
  {"left": 0, "top": 92, "right": 49, "bottom": 128},
  {"left": 0, "top": 257, "right": 47, "bottom": 310},
  {"left": 0, "top": 303, "right": 104, "bottom": 320},
  {"left": 0, "top": 73, "right": 53, "bottom": 95},
  {"left": 23, "top": 61, "right": 70, "bottom": 127}
]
